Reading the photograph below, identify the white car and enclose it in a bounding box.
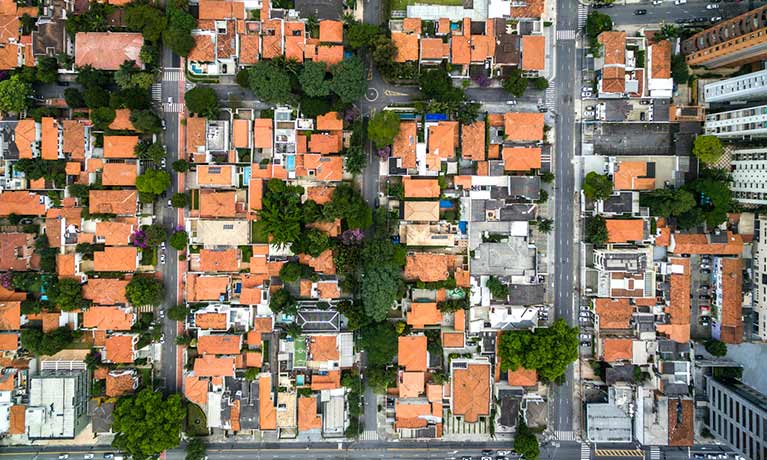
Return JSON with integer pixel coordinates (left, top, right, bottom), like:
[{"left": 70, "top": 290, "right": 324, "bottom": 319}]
[
  {"left": 674, "top": 0, "right": 686, "bottom": 4},
  {"left": 167, "top": 199, "right": 173, "bottom": 208},
  {"left": 84, "top": 455, "right": 95, "bottom": 460},
  {"left": 582, "top": 92, "right": 593, "bottom": 99},
  {"left": 161, "top": 157, "right": 167, "bottom": 168},
  {"left": 160, "top": 253, "right": 166, "bottom": 264},
  {"left": 58, "top": 456, "right": 69, "bottom": 460},
  {"left": 706, "top": 3, "right": 719, "bottom": 8},
  {"left": 584, "top": 110, "right": 595, "bottom": 117},
  {"left": 579, "top": 333, "right": 592, "bottom": 340},
  {"left": 506, "top": 100, "right": 517, "bottom": 105},
  {"left": 711, "top": 16, "right": 722, "bottom": 22},
  {"left": 652, "top": 0, "right": 662, "bottom": 4}
]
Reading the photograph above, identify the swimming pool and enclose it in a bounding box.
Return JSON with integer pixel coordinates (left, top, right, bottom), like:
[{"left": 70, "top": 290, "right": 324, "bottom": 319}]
[{"left": 286, "top": 155, "right": 296, "bottom": 172}]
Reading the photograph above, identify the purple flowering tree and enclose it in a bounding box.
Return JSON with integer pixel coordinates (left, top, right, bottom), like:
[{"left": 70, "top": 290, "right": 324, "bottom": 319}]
[{"left": 376, "top": 146, "right": 391, "bottom": 160}]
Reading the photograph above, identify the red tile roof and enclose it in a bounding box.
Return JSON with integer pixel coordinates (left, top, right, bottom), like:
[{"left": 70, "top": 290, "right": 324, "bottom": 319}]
[
  {"left": 451, "top": 362, "right": 490, "bottom": 423},
  {"left": 75, "top": 32, "right": 144, "bottom": 70}
]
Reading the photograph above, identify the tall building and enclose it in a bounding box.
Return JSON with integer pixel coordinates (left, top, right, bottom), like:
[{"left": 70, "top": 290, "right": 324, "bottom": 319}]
[
  {"left": 731, "top": 148, "right": 767, "bottom": 206},
  {"left": 706, "top": 376, "right": 767, "bottom": 460},
  {"left": 704, "top": 68, "right": 767, "bottom": 103},
  {"left": 25, "top": 366, "right": 90, "bottom": 439},
  {"left": 704, "top": 104, "right": 767, "bottom": 139},
  {"left": 682, "top": 5, "right": 767, "bottom": 68},
  {"left": 753, "top": 216, "right": 767, "bottom": 340}
]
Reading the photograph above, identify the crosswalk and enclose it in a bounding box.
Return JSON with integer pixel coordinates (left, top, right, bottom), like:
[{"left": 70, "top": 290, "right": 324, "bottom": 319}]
[
  {"left": 164, "top": 102, "right": 184, "bottom": 113},
  {"left": 578, "top": 4, "right": 589, "bottom": 30},
  {"left": 554, "top": 430, "right": 576, "bottom": 441},
  {"left": 649, "top": 446, "right": 660, "bottom": 460},
  {"left": 581, "top": 443, "right": 591, "bottom": 460},
  {"left": 359, "top": 430, "right": 378, "bottom": 441},
  {"left": 556, "top": 29, "right": 576, "bottom": 40},
  {"left": 151, "top": 83, "right": 162, "bottom": 102},
  {"left": 544, "top": 84, "right": 557, "bottom": 109},
  {"left": 594, "top": 449, "right": 644, "bottom": 458},
  {"left": 163, "top": 69, "right": 180, "bottom": 81}
]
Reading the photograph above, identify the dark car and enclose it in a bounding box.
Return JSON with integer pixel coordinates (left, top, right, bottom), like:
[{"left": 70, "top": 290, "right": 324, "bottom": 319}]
[
  {"left": 675, "top": 18, "right": 688, "bottom": 23},
  {"left": 482, "top": 450, "right": 494, "bottom": 456},
  {"left": 634, "top": 8, "right": 647, "bottom": 14},
  {"left": 694, "top": 17, "right": 707, "bottom": 22}
]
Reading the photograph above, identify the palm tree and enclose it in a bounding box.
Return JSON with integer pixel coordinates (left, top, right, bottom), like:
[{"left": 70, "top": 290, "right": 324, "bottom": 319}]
[{"left": 537, "top": 218, "right": 553, "bottom": 234}]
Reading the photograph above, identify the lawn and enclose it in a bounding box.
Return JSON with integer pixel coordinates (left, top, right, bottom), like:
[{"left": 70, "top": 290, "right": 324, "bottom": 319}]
[
  {"left": 293, "top": 338, "right": 307, "bottom": 368},
  {"left": 391, "top": 0, "right": 462, "bottom": 10},
  {"left": 251, "top": 221, "right": 270, "bottom": 244},
  {"left": 186, "top": 403, "right": 208, "bottom": 437}
]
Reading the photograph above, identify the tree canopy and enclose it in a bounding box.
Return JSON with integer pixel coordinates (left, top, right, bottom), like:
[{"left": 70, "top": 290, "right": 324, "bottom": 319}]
[
  {"left": 49, "top": 278, "right": 84, "bottom": 311},
  {"left": 347, "top": 21, "right": 380, "bottom": 48},
  {"left": 582, "top": 172, "right": 613, "bottom": 200},
  {"left": 0, "top": 75, "right": 31, "bottom": 113},
  {"left": 419, "top": 68, "right": 464, "bottom": 103},
  {"left": 368, "top": 110, "right": 401, "bottom": 148},
  {"left": 585, "top": 11, "right": 613, "bottom": 54},
  {"left": 136, "top": 169, "right": 170, "bottom": 197},
  {"left": 692, "top": 135, "right": 724, "bottom": 165},
  {"left": 705, "top": 339, "right": 727, "bottom": 357},
  {"left": 248, "top": 61, "right": 295, "bottom": 104},
  {"left": 171, "top": 192, "right": 188, "bottom": 208},
  {"left": 125, "top": 276, "right": 164, "bottom": 306},
  {"left": 640, "top": 188, "right": 696, "bottom": 219},
  {"left": 586, "top": 215, "right": 608, "bottom": 246},
  {"left": 299, "top": 60, "right": 331, "bottom": 97},
  {"left": 514, "top": 421, "right": 540, "bottom": 460},
  {"left": 184, "top": 86, "right": 219, "bottom": 117},
  {"left": 503, "top": 68, "right": 528, "bottom": 97},
  {"left": 90, "top": 106, "right": 116, "bottom": 130},
  {"left": 169, "top": 230, "right": 188, "bottom": 250},
  {"left": 498, "top": 319, "right": 578, "bottom": 382},
  {"left": 358, "top": 321, "right": 398, "bottom": 366},
  {"left": 111, "top": 389, "right": 184, "bottom": 460},
  {"left": 329, "top": 57, "right": 367, "bottom": 103},
  {"left": 360, "top": 265, "right": 401, "bottom": 322},
  {"left": 21, "top": 326, "right": 78, "bottom": 356},
  {"left": 258, "top": 179, "right": 304, "bottom": 246},
  {"left": 671, "top": 54, "right": 689, "bottom": 85},
  {"left": 130, "top": 110, "right": 162, "bottom": 134}
]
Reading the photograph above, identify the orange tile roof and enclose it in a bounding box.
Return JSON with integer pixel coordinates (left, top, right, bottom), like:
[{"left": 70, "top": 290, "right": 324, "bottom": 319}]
[
  {"left": 187, "top": 276, "right": 230, "bottom": 302},
  {"left": 602, "top": 338, "right": 633, "bottom": 362},
  {"left": 662, "top": 257, "right": 691, "bottom": 344},
  {"left": 309, "top": 335, "right": 339, "bottom": 361},
  {"left": 56, "top": 253, "right": 76, "bottom": 277},
  {"left": 75, "top": 32, "right": 144, "bottom": 70},
  {"left": 0, "top": 371, "right": 14, "bottom": 390},
  {"left": 230, "top": 398, "right": 241, "bottom": 432},
  {"left": 0, "top": 14, "right": 17, "bottom": 44},
  {"left": 316, "top": 112, "right": 343, "bottom": 131},
  {"left": 245, "top": 350, "right": 262, "bottom": 367},
  {"left": 194, "top": 355, "right": 235, "bottom": 377},
  {"left": 399, "top": 371, "right": 425, "bottom": 398},
  {"left": 261, "top": 19, "right": 283, "bottom": 59},
  {"left": 306, "top": 185, "right": 335, "bottom": 205},
  {"left": 403, "top": 18, "right": 422, "bottom": 34},
  {"left": 507, "top": 367, "right": 537, "bottom": 386},
  {"left": 420, "top": 38, "right": 449, "bottom": 61},
  {"left": 398, "top": 335, "right": 427, "bottom": 372},
  {"left": 239, "top": 33, "right": 260, "bottom": 64},
  {"left": 599, "top": 31, "right": 625, "bottom": 66},
  {"left": 613, "top": 161, "right": 655, "bottom": 190},
  {"left": 62, "top": 120, "right": 85, "bottom": 159},
  {"left": 503, "top": 112, "right": 544, "bottom": 142},
  {"left": 40, "top": 117, "right": 59, "bottom": 160},
  {"left": 0, "top": 233, "right": 32, "bottom": 271},
  {"left": 298, "top": 396, "right": 322, "bottom": 431},
  {"left": 0, "top": 332, "right": 18, "bottom": 351},
  {"left": 89, "top": 190, "right": 137, "bottom": 215},
  {"left": 510, "top": 0, "right": 544, "bottom": 18},
  {"left": 198, "top": 0, "right": 245, "bottom": 19},
  {"left": 668, "top": 398, "right": 694, "bottom": 447},
  {"left": 232, "top": 119, "right": 251, "bottom": 149},
  {"left": 393, "top": 121, "right": 417, "bottom": 169},
  {"left": 253, "top": 118, "right": 272, "bottom": 149},
  {"left": 284, "top": 21, "right": 306, "bottom": 62},
  {"left": 311, "top": 369, "right": 342, "bottom": 390},
  {"left": 260, "top": 374, "right": 277, "bottom": 430},
  {"left": 319, "top": 20, "right": 343, "bottom": 43},
  {"left": 187, "top": 117, "right": 207, "bottom": 155},
  {"left": 83, "top": 306, "right": 134, "bottom": 331},
  {"left": 106, "top": 372, "right": 137, "bottom": 397},
  {"left": 188, "top": 34, "right": 215, "bottom": 62},
  {"left": 316, "top": 281, "right": 341, "bottom": 299},
  {"left": 308, "top": 132, "right": 343, "bottom": 154},
  {"left": 671, "top": 232, "right": 744, "bottom": 255},
  {"left": 105, "top": 335, "right": 135, "bottom": 363},
  {"left": 451, "top": 35, "right": 470, "bottom": 65},
  {"left": 198, "top": 334, "right": 242, "bottom": 355},
  {"left": 454, "top": 309, "right": 465, "bottom": 331},
  {"left": 426, "top": 383, "right": 443, "bottom": 402},
  {"left": 93, "top": 246, "right": 137, "bottom": 272},
  {"left": 199, "top": 248, "right": 240, "bottom": 272},
  {"left": 0, "top": 191, "right": 46, "bottom": 216},
  {"left": 404, "top": 252, "right": 449, "bottom": 282},
  {"left": 651, "top": 40, "right": 672, "bottom": 79},
  {"left": 392, "top": 32, "right": 418, "bottom": 62},
  {"left": 200, "top": 190, "right": 237, "bottom": 218},
  {"left": 407, "top": 302, "right": 443, "bottom": 329},
  {"left": 298, "top": 249, "right": 336, "bottom": 275},
  {"left": 442, "top": 331, "right": 465, "bottom": 348},
  {"left": 403, "top": 177, "right": 440, "bottom": 198},
  {"left": 0, "top": 43, "right": 19, "bottom": 71},
  {"left": 109, "top": 109, "right": 135, "bottom": 131},
  {"left": 8, "top": 404, "right": 24, "bottom": 434},
  {"left": 469, "top": 33, "right": 495, "bottom": 63},
  {"left": 655, "top": 218, "right": 671, "bottom": 247},
  {"left": 101, "top": 162, "right": 137, "bottom": 186},
  {"left": 103, "top": 135, "right": 139, "bottom": 158},
  {"left": 428, "top": 121, "right": 458, "bottom": 161},
  {"left": 395, "top": 401, "right": 430, "bottom": 429},
  {"left": 594, "top": 298, "right": 633, "bottom": 329},
  {"left": 605, "top": 219, "right": 645, "bottom": 243},
  {"left": 312, "top": 155, "right": 343, "bottom": 181},
  {"left": 502, "top": 147, "right": 541, "bottom": 171},
  {"left": 248, "top": 178, "right": 263, "bottom": 212},
  {"left": 83, "top": 279, "right": 129, "bottom": 305},
  {"left": 461, "top": 121, "right": 485, "bottom": 161},
  {"left": 14, "top": 119, "right": 35, "bottom": 159},
  {"left": 185, "top": 375, "right": 209, "bottom": 407},
  {"left": 197, "top": 165, "right": 235, "bottom": 186},
  {"left": 521, "top": 35, "right": 545, "bottom": 71},
  {"left": 719, "top": 258, "right": 743, "bottom": 344},
  {"left": 452, "top": 362, "right": 490, "bottom": 423}
]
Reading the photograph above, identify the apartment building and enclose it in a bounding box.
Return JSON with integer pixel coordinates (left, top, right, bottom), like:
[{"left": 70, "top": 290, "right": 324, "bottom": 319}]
[
  {"left": 731, "top": 147, "right": 767, "bottom": 206},
  {"left": 753, "top": 216, "right": 767, "bottom": 340},
  {"left": 704, "top": 68, "right": 767, "bottom": 103},
  {"left": 704, "top": 104, "right": 767, "bottom": 139},
  {"left": 682, "top": 4, "right": 767, "bottom": 68},
  {"left": 706, "top": 376, "right": 767, "bottom": 460}
]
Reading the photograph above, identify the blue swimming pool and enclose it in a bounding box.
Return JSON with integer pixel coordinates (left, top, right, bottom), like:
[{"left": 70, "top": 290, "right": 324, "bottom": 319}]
[{"left": 286, "top": 155, "right": 296, "bottom": 171}]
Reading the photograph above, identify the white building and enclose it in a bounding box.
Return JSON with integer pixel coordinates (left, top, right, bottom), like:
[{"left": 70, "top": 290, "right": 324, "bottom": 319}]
[
  {"left": 753, "top": 215, "right": 767, "bottom": 340},
  {"left": 704, "top": 68, "right": 767, "bottom": 103},
  {"left": 731, "top": 147, "right": 767, "bottom": 205},
  {"left": 705, "top": 104, "right": 767, "bottom": 139}
]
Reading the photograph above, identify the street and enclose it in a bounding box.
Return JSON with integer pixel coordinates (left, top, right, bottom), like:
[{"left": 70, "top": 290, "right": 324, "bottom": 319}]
[{"left": 600, "top": 0, "right": 751, "bottom": 26}]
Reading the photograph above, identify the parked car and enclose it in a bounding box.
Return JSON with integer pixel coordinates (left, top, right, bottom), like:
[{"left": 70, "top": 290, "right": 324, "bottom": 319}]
[
  {"left": 675, "top": 18, "right": 689, "bottom": 23},
  {"left": 701, "top": 268, "right": 711, "bottom": 274},
  {"left": 482, "top": 451, "right": 494, "bottom": 456},
  {"left": 694, "top": 17, "right": 708, "bottom": 22},
  {"left": 506, "top": 100, "right": 517, "bottom": 105},
  {"left": 634, "top": 8, "right": 647, "bottom": 14},
  {"left": 711, "top": 15, "right": 723, "bottom": 22},
  {"left": 58, "top": 456, "right": 69, "bottom": 460},
  {"left": 652, "top": 0, "right": 662, "bottom": 4},
  {"left": 674, "top": 0, "right": 687, "bottom": 4},
  {"left": 639, "top": 99, "right": 652, "bottom": 105},
  {"left": 584, "top": 110, "right": 595, "bottom": 117},
  {"left": 579, "top": 312, "right": 591, "bottom": 318},
  {"left": 706, "top": 3, "right": 720, "bottom": 8},
  {"left": 103, "top": 455, "right": 114, "bottom": 460},
  {"left": 167, "top": 199, "right": 173, "bottom": 208},
  {"left": 161, "top": 119, "right": 166, "bottom": 130},
  {"left": 160, "top": 157, "right": 167, "bottom": 169},
  {"left": 580, "top": 340, "right": 591, "bottom": 347},
  {"left": 497, "top": 451, "right": 511, "bottom": 456},
  {"left": 585, "top": 106, "right": 595, "bottom": 111},
  {"left": 160, "top": 253, "right": 166, "bottom": 264},
  {"left": 579, "top": 333, "right": 592, "bottom": 340},
  {"left": 84, "top": 455, "right": 95, "bottom": 459}
]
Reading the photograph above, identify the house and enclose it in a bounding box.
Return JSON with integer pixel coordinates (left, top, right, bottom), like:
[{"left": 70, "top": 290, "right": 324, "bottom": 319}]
[
  {"left": 449, "top": 359, "right": 491, "bottom": 423},
  {"left": 75, "top": 32, "right": 144, "bottom": 70}
]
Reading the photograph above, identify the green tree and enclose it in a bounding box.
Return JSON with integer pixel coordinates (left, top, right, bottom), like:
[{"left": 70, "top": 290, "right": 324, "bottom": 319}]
[
  {"left": 112, "top": 389, "right": 184, "bottom": 460},
  {"left": 90, "top": 106, "right": 116, "bottom": 130},
  {"left": 705, "top": 339, "right": 727, "bottom": 357},
  {"left": 585, "top": 11, "right": 613, "bottom": 53},
  {"left": 279, "top": 261, "right": 303, "bottom": 282},
  {"left": 49, "top": 278, "right": 84, "bottom": 311},
  {"left": 125, "top": 276, "right": 165, "bottom": 306},
  {"left": 125, "top": 4, "right": 167, "bottom": 42},
  {"left": 360, "top": 265, "right": 401, "bottom": 322},
  {"left": 269, "top": 288, "right": 297, "bottom": 316},
  {"left": 299, "top": 61, "right": 331, "bottom": 97},
  {"left": 293, "top": 228, "right": 330, "bottom": 257},
  {"left": 582, "top": 172, "right": 613, "bottom": 200},
  {"left": 486, "top": 276, "right": 508, "bottom": 299},
  {"left": 130, "top": 110, "right": 162, "bottom": 133},
  {"left": 454, "top": 102, "right": 480, "bottom": 125},
  {"left": 344, "top": 145, "right": 366, "bottom": 175},
  {"left": 143, "top": 224, "right": 167, "bottom": 247},
  {"left": 64, "top": 88, "right": 86, "bottom": 108},
  {"left": 169, "top": 230, "right": 188, "bottom": 251},
  {"left": 172, "top": 159, "right": 189, "bottom": 172},
  {"left": 532, "top": 77, "right": 549, "bottom": 91},
  {"left": 35, "top": 56, "right": 59, "bottom": 84},
  {"left": 258, "top": 179, "right": 304, "bottom": 246},
  {"left": 692, "top": 135, "right": 724, "bottom": 165},
  {"left": 366, "top": 365, "right": 396, "bottom": 393},
  {"left": 163, "top": 26, "right": 195, "bottom": 57},
  {"left": 130, "top": 72, "right": 155, "bottom": 90},
  {"left": 537, "top": 218, "right": 553, "bottom": 234},
  {"left": 136, "top": 169, "right": 171, "bottom": 196},
  {"left": 330, "top": 57, "right": 367, "bottom": 103},
  {"left": 0, "top": 75, "right": 31, "bottom": 113},
  {"left": 640, "top": 188, "right": 696, "bottom": 218},
  {"left": 83, "top": 86, "right": 109, "bottom": 109},
  {"left": 347, "top": 21, "right": 380, "bottom": 48},
  {"left": 586, "top": 215, "right": 608, "bottom": 246},
  {"left": 186, "top": 438, "right": 206, "bottom": 460},
  {"left": 367, "top": 110, "right": 400, "bottom": 148},
  {"left": 184, "top": 86, "right": 219, "bottom": 117},
  {"left": 171, "top": 192, "right": 188, "bottom": 208},
  {"left": 358, "top": 321, "right": 398, "bottom": 366},
  {"left": 115, "top": 60, "right": 137, "bottom": 89},
  {"left": 323, "top": 182, "right": 372, "bottom": 229},
  {"left": 371, "top": 35, "right": 397, "bottom": 77},
  {"left": 503, "top": 68, "right": 528, "bottom": 97},
  {"left": 498, "top": 319, "right": 578, "bottom": 382},
  {"left": 167, "top": 304, "right": 189, "bottom": 321},
  {"left": 671, "top": 53, "right": 689, "bottom": 84},
  {"left": 514, "top": 421, "right": 540, "bottom": 460},
  {"left": 20, "top": 326, "right": 78, "bottom": 356},
  {"left": 136, "top": 142, "right": 166, "bottom": 163},
  {"left": 164, "top": 2, "right": 196, "bottom": 57},
  {"left": 248, "top": 61, "right": 294, "bottom": 104},
  {"left": 419, "top": 68, "right": 464, "bottom": 103}
]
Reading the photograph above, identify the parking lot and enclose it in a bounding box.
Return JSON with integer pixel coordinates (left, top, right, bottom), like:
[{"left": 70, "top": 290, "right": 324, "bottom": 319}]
[
  {"left": 594, "top": 0, "right": 753, "bottom": 27},
  {"left": 689, "top": 254, "right": 714, "bottom": 340}
]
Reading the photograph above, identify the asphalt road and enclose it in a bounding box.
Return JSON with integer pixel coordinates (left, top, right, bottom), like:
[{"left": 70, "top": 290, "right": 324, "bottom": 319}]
[
  {"left": 602, "top": 0, "right": 751, "bottom": 26},
  {"left": 551, "top": 0, "right": 579, "bottom": 437}
]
